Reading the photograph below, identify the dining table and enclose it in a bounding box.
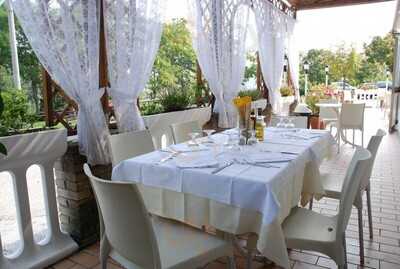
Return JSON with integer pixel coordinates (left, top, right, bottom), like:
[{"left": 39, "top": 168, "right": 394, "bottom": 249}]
[{"left": 112, "top": 127, "right": 336, "bottom": 269}]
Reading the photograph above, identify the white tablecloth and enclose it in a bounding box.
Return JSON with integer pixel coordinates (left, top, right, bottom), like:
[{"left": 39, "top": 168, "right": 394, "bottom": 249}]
[{"left": 112, "top": 128, "right": 335, "bottom": 268}]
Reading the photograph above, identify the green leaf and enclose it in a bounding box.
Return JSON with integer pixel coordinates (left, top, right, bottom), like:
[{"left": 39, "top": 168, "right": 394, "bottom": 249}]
[
  {"left": 0, "top": 93, "right": 4, "bottom": 116},
  {"left": 0, "top": 142, "right": 7, "bottom": 156}
]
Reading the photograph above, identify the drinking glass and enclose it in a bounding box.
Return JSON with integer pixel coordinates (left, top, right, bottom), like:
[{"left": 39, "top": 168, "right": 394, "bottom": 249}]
[
  {"left": 188, "top": 132, "right": 200, "bottom": 146},
  {"left": 202, "top": 129, "right": 215, "bottom": 143}
]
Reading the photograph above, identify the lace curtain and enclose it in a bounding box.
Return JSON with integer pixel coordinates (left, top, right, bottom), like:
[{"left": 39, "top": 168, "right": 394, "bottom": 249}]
[
  {"left": 11, "top": 0, "right": 110, "bottom": 164},
  {"left": 253, "top": 0, "right": 288, "bottom": 112},
  {"left": 104, "top": 0, "right": 164, "bottom": 133},
  {"left": 287, "top": 17, "right": 300, "bottom": 101},
  {"left": 189, "top": 0, "right": 249, "bottom": 128}
]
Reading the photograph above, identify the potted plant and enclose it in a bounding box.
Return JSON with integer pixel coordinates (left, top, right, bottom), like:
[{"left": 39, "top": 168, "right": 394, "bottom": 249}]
[
  {"left": 305, "top": 84, "right": 335, "bottom": 129},
  {"left": 238, "top": 89, "right": 263, "bottom": 101}
]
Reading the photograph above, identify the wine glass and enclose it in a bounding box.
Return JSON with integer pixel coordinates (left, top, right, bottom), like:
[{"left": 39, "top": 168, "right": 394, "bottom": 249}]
[
  {"left": 188, "top": 132, "right": 200, "bottom": 146},
  {"left": 286, "top": 117, "right": 295, "bottom": 129},
  {"left": 276, "top": 116, "right": 285, "bottom": 128},
  {"left": 247, "top": 130, "right": 258, "bottom": 145},
  {"left": 202, "top": 129, "right": 216, "bottom": 143}
]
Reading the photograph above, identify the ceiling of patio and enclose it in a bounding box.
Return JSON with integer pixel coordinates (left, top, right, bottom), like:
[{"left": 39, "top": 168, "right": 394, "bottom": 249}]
[{"left": 289, "top": 0, "right": 394, "bottom": 10}]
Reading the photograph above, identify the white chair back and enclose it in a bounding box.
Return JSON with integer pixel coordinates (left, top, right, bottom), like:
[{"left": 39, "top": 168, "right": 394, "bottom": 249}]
[
  {"left": 319, "top": 99, "right": 338, "bottom": 121},
  {"left": 170, "top": 120, "right": 202, "bottom": 144},
  {"left": 336, "top": 147, "right": 371, "bottom": 238},
  {"left": 360, "top": 129, "right": 386, "bottom": 190},
  {"left": 84, "top": 164, "right": 162, "bottom": 269},
  {"left": 270, "top": 116, "right": 308, "bottom": 129},
  {"left": 340, "top": 103, "right": 365, "bottom": 130},
  {"left": 108, "top": 130, "right": 155, "bottom": 167}
]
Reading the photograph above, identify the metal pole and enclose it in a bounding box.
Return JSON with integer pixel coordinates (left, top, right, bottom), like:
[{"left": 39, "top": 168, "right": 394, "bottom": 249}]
[
  {"left": 325, "top": 74, "right": 328, "bottom": 87},
  {"left": 389, "top": 33, "right": 400, "bottom": 131},
  {"left": 304, "top": 73, "right": 308, "bottom": 97},
  {"left": 6, "top": 0, "right": 21, "bottom": 89}
]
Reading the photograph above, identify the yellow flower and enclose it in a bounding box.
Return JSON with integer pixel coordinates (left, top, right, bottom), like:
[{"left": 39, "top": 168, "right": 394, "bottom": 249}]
[{"left": 233, "top": 96, "right": 252, "bottom": 108}]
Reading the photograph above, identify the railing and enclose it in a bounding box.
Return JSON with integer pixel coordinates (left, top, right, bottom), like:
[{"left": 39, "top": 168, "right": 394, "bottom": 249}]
[{"left": 0, "top": 129, "right": 77, "bottom": 269}]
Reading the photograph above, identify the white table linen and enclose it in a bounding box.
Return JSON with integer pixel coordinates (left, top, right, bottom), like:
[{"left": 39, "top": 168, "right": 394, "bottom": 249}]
[{"left": 112, "top": 127, "right": 335, "bottom": 268}]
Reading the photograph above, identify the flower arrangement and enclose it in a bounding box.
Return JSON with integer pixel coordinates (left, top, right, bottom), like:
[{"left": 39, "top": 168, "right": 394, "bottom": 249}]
[{"left": 233, "top": 96, "right": 252, "bottom": 129}]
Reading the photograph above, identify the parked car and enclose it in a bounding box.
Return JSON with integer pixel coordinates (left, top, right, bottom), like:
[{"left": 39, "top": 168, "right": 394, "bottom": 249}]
[
  {"left": 359, "top": 82, "right": 378, "bottom": 91},
  {"left": 331, "top": 81, "right": 357, "bottom": 91},
  {"left": 376, "top": 81, "right": 392, "bottom": 91}
]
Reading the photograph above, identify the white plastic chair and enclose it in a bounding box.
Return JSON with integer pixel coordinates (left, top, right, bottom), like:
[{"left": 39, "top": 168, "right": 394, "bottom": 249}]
[
  {"left": 270, "top": 116, "right": 308, "bottom": 129},
  {"left": 84, "top": 164, "right": 236, "bottom": 269},
  {"left": 170, "top": 120, "right": 202, "bottom": 144},
  {"left": 283, "top": 147, "right": 372, "bottom": 269},
  {"left": 108, "top": 129, "right": 155, "bottom": 167},
  {"left": 318, "top": 99, "right": 339, "bottom": 130},
  {"left": 339, "top": 103, "right": 365, "bottom": 147},
  {"left": 315, "top": 129, "right": 386, "bottom": 264}
]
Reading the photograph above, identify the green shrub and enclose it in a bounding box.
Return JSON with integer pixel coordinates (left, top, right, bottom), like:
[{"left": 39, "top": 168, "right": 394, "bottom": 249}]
[
  {"left": 305, "top": 84, "right": 332, "bottom": 115},
  {"left": 193, "top": 84, "right": 211, "bottom": 107},
  {"left": 238, "top": 89, "right": 263, "bottom": 101},
  {"left": 0, "top": 89, "right": 38, "bottom": 133},
  {"left": 160, "top": 89, "right": 191, "bottom": 113},
  {"left": 280, "top": 86, "right": 293, "bottom": 97},
  {"left": 140, "top": 101, "right": 164, "bottom": 116}
]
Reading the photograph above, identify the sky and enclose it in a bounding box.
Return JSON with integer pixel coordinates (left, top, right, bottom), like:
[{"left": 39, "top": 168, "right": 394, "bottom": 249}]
[{"left": 166, "top": 0, "right": 397, "bottom": 53}]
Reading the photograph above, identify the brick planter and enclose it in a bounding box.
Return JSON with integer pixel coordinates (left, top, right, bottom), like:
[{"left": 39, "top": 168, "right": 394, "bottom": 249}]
[{"left": 54, "top": 137, "right": 111, "bottom": 248}]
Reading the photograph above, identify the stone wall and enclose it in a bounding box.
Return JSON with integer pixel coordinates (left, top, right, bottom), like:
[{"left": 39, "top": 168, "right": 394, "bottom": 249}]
[{"left": 54, "top": 137, "right": 111, "bottom": 248}]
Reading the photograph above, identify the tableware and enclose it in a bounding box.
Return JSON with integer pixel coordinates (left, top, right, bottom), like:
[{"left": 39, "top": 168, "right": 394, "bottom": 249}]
[
  {"left": 285, "top": 117, "right": 295, "bottom": 129},
  {"left": 203, "top": 129, "right": 216, "bottom": 141},
  {"left": 211, "top": 161, "right": 234, "bottom": 174},
  {"left": 234, "top": 158, "right": 280, "bottom": 168},
  {"left": 158, "top": 152, "right": 179, "bottom": 164},
  {"left": 188, "top": 132, "right": 201, "bottom": 146}
]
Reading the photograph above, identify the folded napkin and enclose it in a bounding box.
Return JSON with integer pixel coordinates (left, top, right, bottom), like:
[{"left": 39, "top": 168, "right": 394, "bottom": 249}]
[
  {"left": 174, "top": 154, "right": 218, "bottom": 169},
  {"left": 245, "top": 152, "right": 295, "bottom": 163},
  {"left": 266, "top": 127, "right": 299, "bottom": 133},
  {"left": 283, "top": 133, "right": 322, "bottom": 140},
  {"left": 169, "top": 143, "right": 209, "bottom": 153}
]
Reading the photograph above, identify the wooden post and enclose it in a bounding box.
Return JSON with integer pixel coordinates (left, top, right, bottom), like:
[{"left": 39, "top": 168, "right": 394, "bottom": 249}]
[
  {"left": 196, "top": 60, "right": 203, "bottom": 87},
  {"left": 99, "top": 0, "right": 110, "bottom": 114},
  {"left": 42, "top": 67, "right": 54, "bottom": 127}
]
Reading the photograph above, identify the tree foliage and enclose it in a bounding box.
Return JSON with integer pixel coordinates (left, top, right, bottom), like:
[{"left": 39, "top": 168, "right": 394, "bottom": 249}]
[
  {"left": 300, "top": 34, "right": 394, "bottom": 88},
  {"left": 147, "top": 19, "right": 197, "bottom": 101}
]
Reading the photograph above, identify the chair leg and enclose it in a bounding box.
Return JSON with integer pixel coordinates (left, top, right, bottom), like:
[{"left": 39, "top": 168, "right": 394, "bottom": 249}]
[
  {"left": 309, "top": 197, "right": 313, "bottom": 210},
  {"left": 366, "top": 186, "right": 373, "bottom": 238},
  {"left": 227, "top": 255, "right": 236, "bottom": 269},
  {"left": 340, "top": 233, "right": 348, "bottom": 269},
  {"left": 357, "top": 207, "right": 365, "bottom": 265},
  {"left": 362, "top": 130, "right": 364, "bottom": 148},
  {"left": 100, "top": 234, "right": 111, "bottom": 269},
  {"left": 246, "top": 248, "right": 255, "bottom": 269}
]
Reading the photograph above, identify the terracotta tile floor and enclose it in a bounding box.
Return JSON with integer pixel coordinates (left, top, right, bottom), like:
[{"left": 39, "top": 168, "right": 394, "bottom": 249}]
[{"left": 49, "top": 108, "right": 400, "bottom": 269}]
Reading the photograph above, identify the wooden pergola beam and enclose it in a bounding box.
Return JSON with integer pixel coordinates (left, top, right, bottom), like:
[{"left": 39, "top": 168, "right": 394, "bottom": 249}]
[{"left": 290, "top": 0, "right": 394, "bottom": 10}]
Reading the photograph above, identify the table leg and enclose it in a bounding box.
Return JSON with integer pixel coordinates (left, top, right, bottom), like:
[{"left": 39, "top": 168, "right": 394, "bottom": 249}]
[{"left": 246, "top": 233, "right": 258, "bottom": 269}]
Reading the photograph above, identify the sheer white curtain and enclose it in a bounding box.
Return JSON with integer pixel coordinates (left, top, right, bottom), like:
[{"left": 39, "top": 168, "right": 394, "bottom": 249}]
[
  {"left": 104, "top": 0, "right": 164, "bottom": 133},
  {"left": 287, "top": 17, "right": 300, "bottom": 101},
  {"left": 253, "top": 0, "right": 287, "bottom": 112},
  {"left": 189, "top": 0, "right": 249, "bottom": 128},
  {"left": 11, "top": 0, "right": 110, "bottom": 164}
]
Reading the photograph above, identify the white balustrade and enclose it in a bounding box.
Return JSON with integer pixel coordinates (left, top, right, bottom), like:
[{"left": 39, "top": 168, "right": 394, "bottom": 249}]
[{"left": 0, "top": 129, "right": 78, "bottom": 269}]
